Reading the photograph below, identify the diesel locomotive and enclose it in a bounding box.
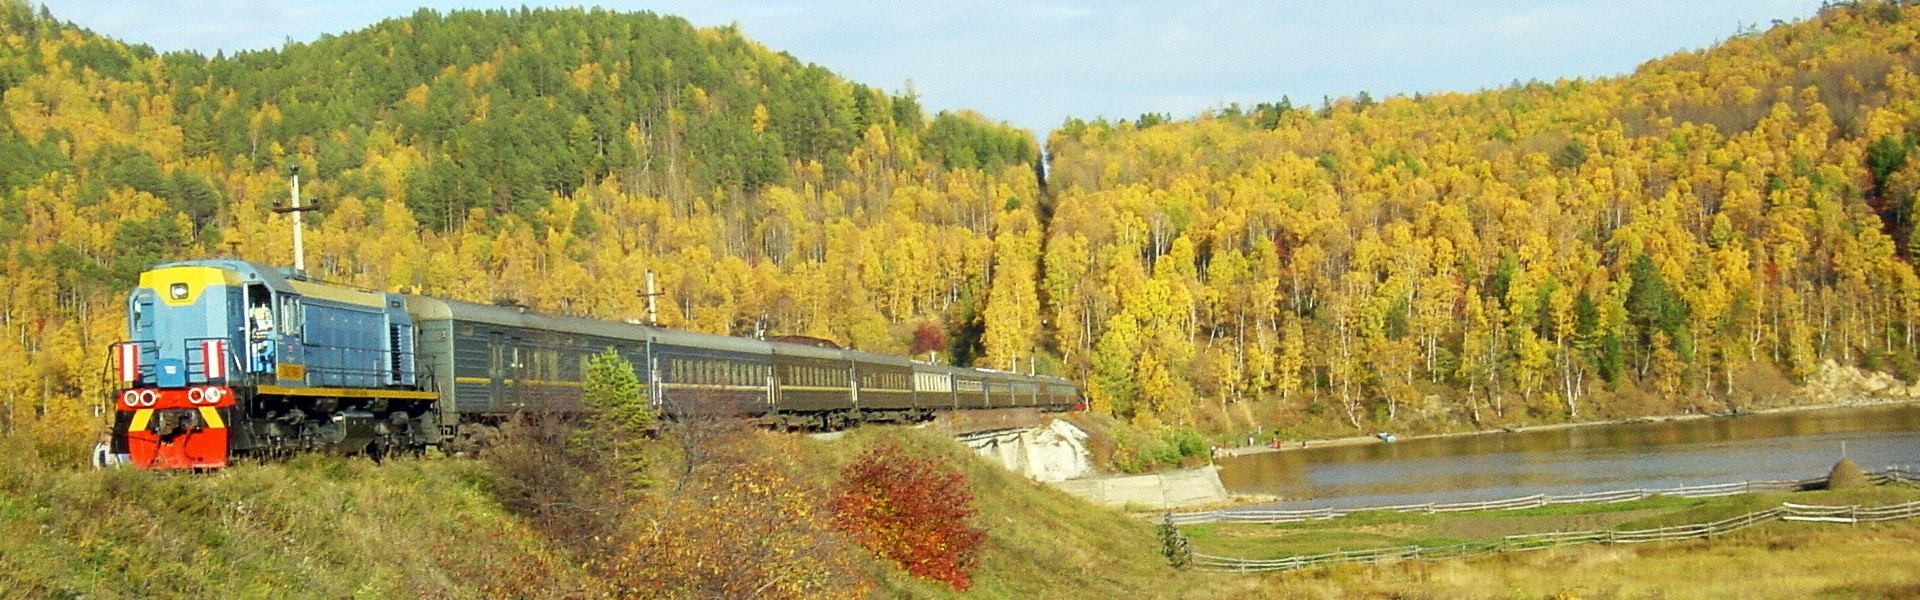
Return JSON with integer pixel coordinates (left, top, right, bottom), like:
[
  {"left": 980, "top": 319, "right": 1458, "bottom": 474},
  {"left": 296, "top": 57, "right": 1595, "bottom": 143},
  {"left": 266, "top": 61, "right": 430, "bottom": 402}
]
[{"left": 108, "top": 259, "right": 1080, "bottom": 470}]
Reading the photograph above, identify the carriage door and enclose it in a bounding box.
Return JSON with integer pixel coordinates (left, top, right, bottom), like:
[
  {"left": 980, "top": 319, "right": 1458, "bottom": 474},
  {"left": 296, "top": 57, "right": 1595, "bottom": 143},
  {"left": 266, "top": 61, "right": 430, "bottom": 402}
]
[
  {"left": 646, "top": 337, "right": 663, "bottom": 412},
  {"left": 488, "top": 331, "right": 506, "bottom": 412},
  {"left": 241, "top": 284, "right": 272, "bottom": 375},
  {"left": 508, "top": 336, "right": 530, "bottom": 409}
]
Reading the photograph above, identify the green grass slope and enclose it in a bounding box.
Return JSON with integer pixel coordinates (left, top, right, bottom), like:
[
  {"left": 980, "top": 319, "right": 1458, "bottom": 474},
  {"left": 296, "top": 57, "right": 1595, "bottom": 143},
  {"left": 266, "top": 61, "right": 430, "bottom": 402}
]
[
  {"left": 0, "top": 437, "right": 587, "bottom": 598},
  {"left": 0, "top": 428, "right": 1236, "bottom": 599}
]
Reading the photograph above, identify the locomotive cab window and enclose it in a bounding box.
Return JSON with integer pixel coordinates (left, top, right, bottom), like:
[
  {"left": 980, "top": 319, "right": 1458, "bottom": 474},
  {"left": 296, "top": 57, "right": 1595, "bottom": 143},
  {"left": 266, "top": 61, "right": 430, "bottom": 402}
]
[
  {"left": 277, "top": 296, "right": 303, "bottom": 337},
  {"left": 132, "top": 296, "right": 153, "bottom": 328}
]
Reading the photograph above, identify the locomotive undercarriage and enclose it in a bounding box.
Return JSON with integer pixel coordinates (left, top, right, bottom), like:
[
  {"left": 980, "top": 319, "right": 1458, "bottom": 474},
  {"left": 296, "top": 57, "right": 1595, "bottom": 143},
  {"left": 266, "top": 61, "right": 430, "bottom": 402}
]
[{"left": 228, "top": 391, "right": 439, "bottom": 461}]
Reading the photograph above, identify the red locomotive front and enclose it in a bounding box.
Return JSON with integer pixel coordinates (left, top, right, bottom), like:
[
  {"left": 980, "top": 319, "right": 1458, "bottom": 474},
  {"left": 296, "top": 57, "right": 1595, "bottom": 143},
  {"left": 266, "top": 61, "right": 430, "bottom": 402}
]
[{"left": 111, "top": 338, "right": 236, "bottom": 470}]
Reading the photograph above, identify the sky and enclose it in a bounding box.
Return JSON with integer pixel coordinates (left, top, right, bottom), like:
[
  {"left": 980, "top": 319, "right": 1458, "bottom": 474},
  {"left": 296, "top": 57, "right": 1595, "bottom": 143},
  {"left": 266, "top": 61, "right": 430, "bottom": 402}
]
[{"left": 44, "top": 1, "right": 1827, "bottom": 136}]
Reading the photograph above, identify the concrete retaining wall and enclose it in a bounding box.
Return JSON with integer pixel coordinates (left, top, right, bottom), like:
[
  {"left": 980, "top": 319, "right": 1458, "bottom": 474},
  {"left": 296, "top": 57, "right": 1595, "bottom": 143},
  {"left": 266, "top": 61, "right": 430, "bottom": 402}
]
[
  {"left": 1049, "top": 467, "right": 1230, "bottom": 511},
  {"left": 958, "top": 418, "right": 1229, "bottom": 510}
]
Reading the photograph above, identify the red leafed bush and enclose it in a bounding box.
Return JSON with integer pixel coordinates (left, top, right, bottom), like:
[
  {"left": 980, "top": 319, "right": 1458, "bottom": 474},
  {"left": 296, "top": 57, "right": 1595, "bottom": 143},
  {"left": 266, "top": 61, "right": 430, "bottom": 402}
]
[
  {"left": 910, "top": 322, "right": 947, "bottom": 357},
  {"left": 832, "top": 441, "right": 985, "bottom": 591}
]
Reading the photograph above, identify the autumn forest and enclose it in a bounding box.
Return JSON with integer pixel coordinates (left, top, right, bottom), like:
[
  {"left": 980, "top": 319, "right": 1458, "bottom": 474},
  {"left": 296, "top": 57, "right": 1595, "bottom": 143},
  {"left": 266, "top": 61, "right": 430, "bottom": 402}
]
[{"left": 6, "top": 1, "right": 1920, "bottom": 455}]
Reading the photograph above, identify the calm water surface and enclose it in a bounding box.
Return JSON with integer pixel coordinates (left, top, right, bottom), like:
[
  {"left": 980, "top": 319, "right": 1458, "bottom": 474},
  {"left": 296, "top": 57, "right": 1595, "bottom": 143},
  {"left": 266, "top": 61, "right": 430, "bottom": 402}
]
[{"left": 1218, "top": 403, "right": 1920, "bottom": 509}]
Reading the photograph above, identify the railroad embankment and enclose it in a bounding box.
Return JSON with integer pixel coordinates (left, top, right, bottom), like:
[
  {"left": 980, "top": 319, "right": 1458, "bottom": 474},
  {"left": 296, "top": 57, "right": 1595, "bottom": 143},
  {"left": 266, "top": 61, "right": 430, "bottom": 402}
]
[
  {"left": 0, "top": 426, "right": 1235, "bottom": 598},
  {"left": 956, "top": 418, "right": 1237, "bottom": 510},
  {"left": 957, "top": 418, "right": 1095, "bottom": 482}
]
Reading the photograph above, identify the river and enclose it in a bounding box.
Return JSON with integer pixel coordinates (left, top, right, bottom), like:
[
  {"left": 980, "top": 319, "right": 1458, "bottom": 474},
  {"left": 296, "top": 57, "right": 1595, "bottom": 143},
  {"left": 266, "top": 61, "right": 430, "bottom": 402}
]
[{"left": 1217, "top": 403, "right": 1920, "bottom": 509}]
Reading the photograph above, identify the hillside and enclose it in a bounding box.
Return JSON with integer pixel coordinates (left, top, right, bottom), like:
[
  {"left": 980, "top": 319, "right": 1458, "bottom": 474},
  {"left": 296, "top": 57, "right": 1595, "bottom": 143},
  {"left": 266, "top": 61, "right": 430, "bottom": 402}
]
[
  {"left": 0, "top": 2, "right": 1046, "bottom": 444},
  {"left": 1043, "top": 1, "right": 1920, "bottom": 444},
  {"left": 0, "top": 426, "right": 1228, "bottom": 598}
]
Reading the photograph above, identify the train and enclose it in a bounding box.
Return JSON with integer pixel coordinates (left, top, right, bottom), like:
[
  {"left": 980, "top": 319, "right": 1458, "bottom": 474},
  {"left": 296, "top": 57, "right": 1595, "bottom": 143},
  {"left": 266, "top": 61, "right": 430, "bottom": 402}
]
[{"left": 107, "top": 259, "right": 1081, "bottom": 470}]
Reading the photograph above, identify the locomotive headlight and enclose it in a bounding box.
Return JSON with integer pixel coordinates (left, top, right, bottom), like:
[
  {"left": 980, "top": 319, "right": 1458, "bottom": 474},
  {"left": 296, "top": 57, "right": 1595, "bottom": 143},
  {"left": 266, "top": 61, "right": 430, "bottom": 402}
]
[
  {"left": 122, "top": 390, "right": 141, "bottom": 408},
  {"left": 168, "top": 283, "right": 188, "bottom": 300},
  {"left": 138, "top": 389, "right": 158, "bottom": 407},
  {"left": 187, "top": 387, "right": 205, "bottom": 405}
]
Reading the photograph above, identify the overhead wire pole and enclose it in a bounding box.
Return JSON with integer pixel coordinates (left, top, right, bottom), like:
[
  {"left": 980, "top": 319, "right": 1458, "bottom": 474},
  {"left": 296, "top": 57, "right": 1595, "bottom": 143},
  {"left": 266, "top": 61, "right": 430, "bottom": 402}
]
[
  {"left": 641, "top": 270, "right": 661, "bottom": 326},
  {"left": 272, "top": 165, "right": 321, "bottom": 275}
]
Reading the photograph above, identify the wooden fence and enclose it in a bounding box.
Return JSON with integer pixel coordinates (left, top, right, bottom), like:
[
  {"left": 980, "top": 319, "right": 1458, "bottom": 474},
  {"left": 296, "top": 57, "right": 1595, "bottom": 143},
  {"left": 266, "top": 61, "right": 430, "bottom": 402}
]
[
  {"left": 1167, "top": 466, "right": 1919, "bottom": 526},
  {"left": 1181, "top": 466, "right": 1920, "bottom": 573}
]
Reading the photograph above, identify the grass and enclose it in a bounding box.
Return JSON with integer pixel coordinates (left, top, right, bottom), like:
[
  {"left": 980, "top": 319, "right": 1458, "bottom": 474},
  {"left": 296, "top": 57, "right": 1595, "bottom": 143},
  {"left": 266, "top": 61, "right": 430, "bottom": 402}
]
[
  {"left": 1186, "top": 487, "right": 1920, "bottom": 558},
  {"left": 1190, "top": 485, "right": 1920, "bottom": 599},
  {"left": 0, "top": 427, "right": 1236, "bottom": 599},
  {"left": 8, "top": 424, "right": 1918, "bottom": 599},
  {"left": 1246, "top": 519, "right": 1920, "bottom": 599},
  {"left": 0, "top": 439, "right": 594, "bottom": 599},
  {"left": 757, "top": 427, "right": 1234, "bottom": 598}
]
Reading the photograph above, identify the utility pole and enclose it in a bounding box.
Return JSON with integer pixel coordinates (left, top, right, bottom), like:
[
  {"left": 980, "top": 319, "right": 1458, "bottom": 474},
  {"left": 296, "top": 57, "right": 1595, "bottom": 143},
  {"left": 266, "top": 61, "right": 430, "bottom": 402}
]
[
  {"left": 272, "top": 165, "right": 321, "bottom": 275},
  {"left": 642, "top": 270, "right": 660, "bottom": 326}
]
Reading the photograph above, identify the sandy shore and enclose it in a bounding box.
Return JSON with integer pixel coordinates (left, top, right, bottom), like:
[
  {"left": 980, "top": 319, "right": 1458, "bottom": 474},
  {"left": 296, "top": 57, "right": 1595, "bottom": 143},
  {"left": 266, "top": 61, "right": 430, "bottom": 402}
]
[{"left": 1213, "top": 396, "right": 1920, "bottom": 459}]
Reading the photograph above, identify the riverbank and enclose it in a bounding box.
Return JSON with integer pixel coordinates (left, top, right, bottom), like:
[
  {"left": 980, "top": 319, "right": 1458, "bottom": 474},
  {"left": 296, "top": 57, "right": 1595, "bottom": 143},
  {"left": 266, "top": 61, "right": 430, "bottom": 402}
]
[{"left": 1214, "top": 396, "right": 1920, "bottom": 459}]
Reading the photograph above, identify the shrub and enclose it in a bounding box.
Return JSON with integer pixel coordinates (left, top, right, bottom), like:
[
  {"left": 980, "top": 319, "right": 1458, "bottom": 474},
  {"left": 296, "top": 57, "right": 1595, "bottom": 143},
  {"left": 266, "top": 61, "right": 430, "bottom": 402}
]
[
  {"left": 1108, "top": 426, "right": 1211, "bottom": 473},
  {"left": 832, "top": 441, "right": 985, "bottom": 591},
  {"left": 1828, "top": 458, "right": 1870, "bottom": 490},
  {"left": 613, "top": 456, "right": 873, "bottom": 598}
]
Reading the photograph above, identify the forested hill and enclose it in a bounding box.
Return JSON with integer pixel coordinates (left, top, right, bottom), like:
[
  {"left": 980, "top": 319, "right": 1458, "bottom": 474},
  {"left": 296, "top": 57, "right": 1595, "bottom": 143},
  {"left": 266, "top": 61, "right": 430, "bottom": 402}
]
[
  {"left": 1044, "top": 0, "right": 1920, "bottom": 440},
  {"left": 0, "top": 2, "right": 1046, "bottom": 439},
  {"left": 9, "top": 1, "right": 1920, "bottom": 454}
]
